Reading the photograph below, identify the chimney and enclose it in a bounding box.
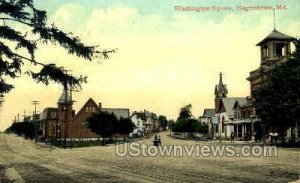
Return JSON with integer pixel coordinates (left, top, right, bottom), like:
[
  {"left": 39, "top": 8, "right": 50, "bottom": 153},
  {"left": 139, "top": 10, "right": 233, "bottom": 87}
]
[{"left": 99, "top": 102, "right": 102, "bottom": 109}]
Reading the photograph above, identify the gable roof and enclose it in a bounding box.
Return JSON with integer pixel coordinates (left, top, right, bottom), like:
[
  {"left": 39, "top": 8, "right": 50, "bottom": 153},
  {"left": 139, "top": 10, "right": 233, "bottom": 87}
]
[
  {"left": 101, "top": 108, "right": 130, "bottom": 120},
  {"left": 130, "top": 110, "right": 157, "bottom": 121},
  {"left": 257, "top": 29, "right": 295, "bottom": 46},
  {"left": 72, "top": 98, "right": 100, "bottom": 121},
  {"left": 221, "top": 97, "right": 247, "bottom": 116},
  {"left": 202, "top": 109, "right": 215, "bottom": 118}
]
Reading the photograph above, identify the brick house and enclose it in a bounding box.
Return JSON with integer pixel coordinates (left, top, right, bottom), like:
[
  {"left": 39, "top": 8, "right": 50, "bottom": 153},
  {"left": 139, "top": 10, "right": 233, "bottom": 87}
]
[
  {"left": 41, "top": 91, "right": 129, "bottom": 140},
  {"left": 246, "top": 28, "right": 299, "bottom": 141}
]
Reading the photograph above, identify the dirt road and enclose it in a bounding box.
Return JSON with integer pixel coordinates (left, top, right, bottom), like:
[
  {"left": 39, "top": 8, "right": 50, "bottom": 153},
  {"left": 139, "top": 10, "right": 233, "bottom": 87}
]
[{"left": 0, "top": 132, "right": 299, "bottom": 183}]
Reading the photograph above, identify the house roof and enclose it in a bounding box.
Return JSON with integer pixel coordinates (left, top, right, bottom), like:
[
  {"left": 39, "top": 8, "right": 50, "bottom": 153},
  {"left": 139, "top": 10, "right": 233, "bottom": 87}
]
[
  {"left": 221, "top": 97, "right": 247, "bottom": 116},
  {"left": 43, "top": 107, "right": 57, "bottom": 112},
  {"left": 202, "top": 109, "right": 215, "bottom": 118},
  {"left": 131, "top": 110, "right": 157, "bottom": 121},
  {"left": 257, "top": 29, "right": 295, "bottom": 46},
  {"left": 72, "top": 98, "right": 100, "bottom": 121},
  {"left": 101, "top": 108, "right": 130, "bottom": 120}
]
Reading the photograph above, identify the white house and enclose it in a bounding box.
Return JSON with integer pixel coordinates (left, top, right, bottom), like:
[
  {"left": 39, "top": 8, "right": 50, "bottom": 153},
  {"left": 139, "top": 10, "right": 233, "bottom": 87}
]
[
  {"left": 215, "top": 97, "right": 248, "bottom": 139},
  {"left": 130, "top": 112, "right": 145, "bottom": 137},
  {"left": 199, "top": 109, "right": 217, "bottom": 139},
  {"left": 130, "top": 110, "right": 159, "bottom": 137}
]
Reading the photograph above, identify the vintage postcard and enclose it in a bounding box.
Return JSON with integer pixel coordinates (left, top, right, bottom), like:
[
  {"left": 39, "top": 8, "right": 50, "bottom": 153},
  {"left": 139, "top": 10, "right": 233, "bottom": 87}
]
[{"left": 0, "top": 0, "right": 299, "bottom": 182}]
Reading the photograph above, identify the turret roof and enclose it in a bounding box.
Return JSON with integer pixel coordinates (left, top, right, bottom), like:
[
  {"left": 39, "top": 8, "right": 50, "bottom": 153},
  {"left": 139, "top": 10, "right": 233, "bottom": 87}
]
[
  {"left": 57, "top": 89, "right": 72, "bottom": 104},
  {"left": 256, "top": 29, "right": 295, "bottom": 46}
]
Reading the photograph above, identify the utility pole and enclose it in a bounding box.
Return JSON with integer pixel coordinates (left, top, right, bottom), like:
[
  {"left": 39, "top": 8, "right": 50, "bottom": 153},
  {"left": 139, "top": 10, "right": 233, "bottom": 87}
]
[
  {"left": 62, "top": 71, "right": 86, "bottom": 148},
  {"left": 32, "top": 101, "right": 40, "bottom": 120},
  {"left": 23, "top": 110, "right": 26, "bottom": 122},
  {"left": 63, "top": 69, "right": 71, "bottom": 149},
  {"left": 32, "top": 100, "right": 40, "bottom": 142},
  {"left": 63, "top": 80, "right": 68, "bottom": 148}
]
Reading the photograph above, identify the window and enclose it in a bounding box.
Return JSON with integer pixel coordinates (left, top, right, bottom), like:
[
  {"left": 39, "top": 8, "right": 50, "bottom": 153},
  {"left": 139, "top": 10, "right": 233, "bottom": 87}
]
[
  {"left": 234, "top": 111, "right": 241, "bottom": 120},
  {"left": 81, "top": 121, "right": 89, "bottom": 128},
  {"left": 275, "top": 43, "right": 285, "bottom": 57},
  {"left": 86, "top": 106, "right": 94, "bottom": 113},
  {"left": 50, "top": 111, "right": 56, "bottom": 118},
  {"left": 222, "top": 117, "right": 225, "bottom": 133}
]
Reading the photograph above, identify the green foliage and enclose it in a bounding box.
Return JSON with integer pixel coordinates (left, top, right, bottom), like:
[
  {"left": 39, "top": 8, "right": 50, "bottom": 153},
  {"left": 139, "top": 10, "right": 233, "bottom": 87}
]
[
  {"left": 87, "top": 111, "right": 135, "bottom": 144},
  {"left": 172, "top": 118, "right": 208, "bottom": 134},
  {"left": 87, "top": 111, "right": 118, "bottom": 139},
  {"left": 177, "top": 104, "right": 193, "bottom": 121},
  {"left": 118, "top": 117, "right": 135, "bottom": 135},
  {"left": 5, "top": 121, "right": 36, "bottom": 139},
  {"left": 171, "top": 104, "right": 207, "bottom": 134},
  {"left": 199, "top": 123, "right": 208, "bottom": 134},
  {"left": 158, "top": 115, "right": 168, "bottom": 130},
  {"left": 253, "top": 39, "right": 300, "bottom": 137},
  {"left": 0, "top": 0, "right": 115, "bottom": 95}
]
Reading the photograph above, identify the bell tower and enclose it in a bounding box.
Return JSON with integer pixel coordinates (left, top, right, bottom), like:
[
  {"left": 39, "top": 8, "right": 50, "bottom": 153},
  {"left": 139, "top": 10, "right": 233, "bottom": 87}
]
[
  {"left": 257, "top": 29, "right": 294, "bottom": 66},
  {"left": 248, "top": 29, "right": 295, "bottom": 96}
]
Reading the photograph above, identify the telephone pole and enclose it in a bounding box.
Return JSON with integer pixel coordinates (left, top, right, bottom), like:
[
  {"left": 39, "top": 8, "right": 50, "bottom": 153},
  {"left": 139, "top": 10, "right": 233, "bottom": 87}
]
[
  {"left": 63, "top": 69, "right": 72, "bottom": 149},
  {"left": 23, "top": 110, "right": 26, "bottom": 121},
  {"left": 32, "top": 101, "right": 40, "bottom": 120},
  {"left": 32, "top": 100, "right": 40, "bottom": 142}
]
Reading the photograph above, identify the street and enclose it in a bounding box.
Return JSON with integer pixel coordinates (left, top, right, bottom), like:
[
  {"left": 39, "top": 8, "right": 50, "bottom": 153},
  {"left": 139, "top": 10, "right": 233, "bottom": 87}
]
[{"left": 0, "top": 132, "right": 299, "bottom": 183}]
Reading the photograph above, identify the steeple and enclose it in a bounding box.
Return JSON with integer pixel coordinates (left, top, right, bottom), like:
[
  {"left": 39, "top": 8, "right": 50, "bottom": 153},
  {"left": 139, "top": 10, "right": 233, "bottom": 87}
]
[
  {"left": 57, "top": 88, "right": 72, "bottom": 104},
  {"left": 215, "top": 72, "right": 228, "bottom": 99},
  {"left": 219, "top": 72, "right": 223, "bottom": 86}
]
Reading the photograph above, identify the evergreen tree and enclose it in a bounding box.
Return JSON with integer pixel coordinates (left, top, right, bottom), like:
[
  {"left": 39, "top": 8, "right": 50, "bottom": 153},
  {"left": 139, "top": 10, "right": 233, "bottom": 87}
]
[{"left": 0, "top": 0, "right": 115, "bottom": 95}]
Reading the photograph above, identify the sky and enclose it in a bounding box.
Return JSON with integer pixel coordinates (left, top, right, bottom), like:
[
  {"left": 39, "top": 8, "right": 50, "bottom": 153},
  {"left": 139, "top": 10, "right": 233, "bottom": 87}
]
[{"left": 0, "top": 0, "right": 300, "bottom": 131}]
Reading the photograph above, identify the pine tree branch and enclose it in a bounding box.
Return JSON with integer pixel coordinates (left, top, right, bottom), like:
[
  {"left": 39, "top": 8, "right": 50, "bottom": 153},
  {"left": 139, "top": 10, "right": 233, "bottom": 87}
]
[
  {"left": 12, "top": 53, "right": 45, "bottom": 66},
  {"left": 0, "top": 17, "right": 33, "bottom": 27}
]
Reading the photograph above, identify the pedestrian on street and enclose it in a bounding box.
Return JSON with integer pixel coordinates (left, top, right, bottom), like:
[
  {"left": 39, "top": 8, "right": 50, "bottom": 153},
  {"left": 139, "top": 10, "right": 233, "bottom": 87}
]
[
  {"left": 244, "top": 133, "right": 249, "bottom": 143},
  {"left": 158, "top": 135, "right": 161, "bottom": 146},
  {"left": 230, "top": 132, "right": 234, "bottom": 143}
]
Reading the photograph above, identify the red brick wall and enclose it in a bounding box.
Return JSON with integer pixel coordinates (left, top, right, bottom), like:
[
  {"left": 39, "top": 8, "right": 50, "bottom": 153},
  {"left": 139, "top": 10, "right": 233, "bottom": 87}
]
[{"left": 69, "top": 102, "right": 99, "bottom": 138}]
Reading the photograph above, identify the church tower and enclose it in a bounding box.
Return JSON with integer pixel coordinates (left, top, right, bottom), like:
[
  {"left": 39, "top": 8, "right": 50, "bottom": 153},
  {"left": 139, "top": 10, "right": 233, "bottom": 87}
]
[
  {"left": 57, "top": 87, "right": 73, "bottom": 138},
  {"left": 214, "top": 72, "right": 228, "bottom": 112}
]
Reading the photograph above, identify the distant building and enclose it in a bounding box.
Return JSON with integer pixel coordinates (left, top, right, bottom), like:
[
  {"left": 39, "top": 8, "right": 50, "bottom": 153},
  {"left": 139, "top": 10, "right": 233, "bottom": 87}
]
[
  {"left": 199, "top": 109, "right": 216, "bottom": 139},
  {"left": 130, "top": 110, "right": 159, "bottom": 136},
  {"left": 214, "top": 73, "right": 258, "bottom": 139},
  {"left": 199, "top": 109, "right": 215, "bottom": 125},
  {"left": 41, "top": 91, "right": 129, "bottom": 140},
  {"left": 130, "top": 112, "right": 146, "bottom": 137}
]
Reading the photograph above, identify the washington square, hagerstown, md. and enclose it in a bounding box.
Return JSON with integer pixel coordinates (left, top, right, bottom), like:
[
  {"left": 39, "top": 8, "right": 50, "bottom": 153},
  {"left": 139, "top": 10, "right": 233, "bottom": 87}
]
[{"left": 0, "top": 0, "right": 300, "bottom": 183}]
